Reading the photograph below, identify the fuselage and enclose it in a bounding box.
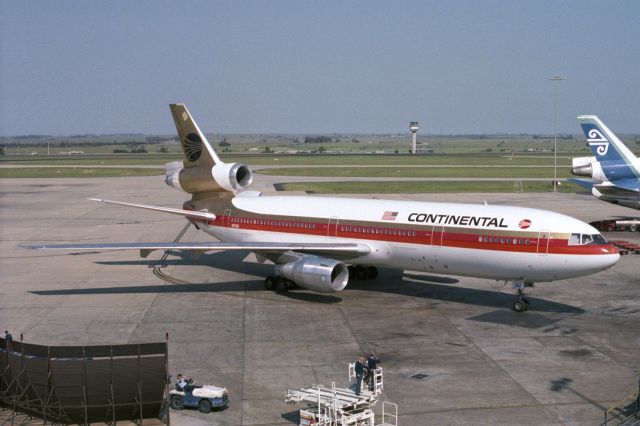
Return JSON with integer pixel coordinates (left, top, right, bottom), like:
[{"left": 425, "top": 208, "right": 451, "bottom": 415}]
[{"left": 190, "top": 195, "right": 620, "bottom": 283}]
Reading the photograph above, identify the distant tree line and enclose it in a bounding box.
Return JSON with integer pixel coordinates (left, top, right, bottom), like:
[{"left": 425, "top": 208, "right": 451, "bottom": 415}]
[
  {"left": 113, "top": 146, "right": 147, "bottom": 154},
  {"left": 304, "top": 136, "right": 333, "bottom": 144},
  {"left": 0, "top": 139, "right": 170, "bottom": 149}
]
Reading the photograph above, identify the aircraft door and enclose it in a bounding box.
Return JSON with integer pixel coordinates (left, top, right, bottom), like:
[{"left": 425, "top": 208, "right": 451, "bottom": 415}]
[
  {"left": 328, "top": 217, "right": 339, "bottom": 237},
  {"left": 433, "top": 226, "right": 444, "bottom": 247},
  {"left": 223, "top": 209, "right": 231, "bottom": 228},
  {"left": 537, "top": 230, "right": 551, "bottom": 255}
]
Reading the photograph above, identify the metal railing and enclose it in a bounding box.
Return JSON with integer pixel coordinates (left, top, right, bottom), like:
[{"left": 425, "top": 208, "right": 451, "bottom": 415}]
[{"left": 604, "top": 378, "right": 640, "bottom": 426}]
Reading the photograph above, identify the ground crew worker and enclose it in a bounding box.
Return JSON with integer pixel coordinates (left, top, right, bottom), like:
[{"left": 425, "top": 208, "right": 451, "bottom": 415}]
[
  {"left": 176, "top": 374, "right": 188, "bottom": 391},
  {"left": 366, "top": 353, "right": 380, "bottom": 391},
  {"left": 355, "top": 356, "right": 366, "bottom": 395},
  {"left": 4, "top": 330, "right": 12, "bottom": 350}
]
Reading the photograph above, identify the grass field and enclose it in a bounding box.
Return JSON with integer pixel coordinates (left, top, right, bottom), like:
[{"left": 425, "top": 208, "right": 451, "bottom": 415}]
[
  {"left": 258, "top": 166, "right": 573, "bottom": 178},
  {"left": 0, "top": 154, "right": 178, "bottom": 166},
  {"left": 1, "top": 152, "right": 574, "bottom": 167},
  {"left": 275, "top": 181, "right": 584, "bottom": 194},
  {"left": 0, "top": 168, "right": 163, "bottom": 178}
]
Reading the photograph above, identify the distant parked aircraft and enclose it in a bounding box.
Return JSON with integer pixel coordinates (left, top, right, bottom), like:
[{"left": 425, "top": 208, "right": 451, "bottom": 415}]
[
  {"left": 571, "top": 115, "right": 640, "bottom": 210},
  {"left": 25, "top": 105, "right": 620, "bottom": 312}
]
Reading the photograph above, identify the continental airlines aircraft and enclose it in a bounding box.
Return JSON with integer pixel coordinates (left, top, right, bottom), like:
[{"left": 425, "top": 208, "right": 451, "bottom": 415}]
[
  {"left": 26, "top": 105, "right": 620, "bottom": 312},
  {"left": 571, "top": 115, "right": 640, "bottom": 210}
]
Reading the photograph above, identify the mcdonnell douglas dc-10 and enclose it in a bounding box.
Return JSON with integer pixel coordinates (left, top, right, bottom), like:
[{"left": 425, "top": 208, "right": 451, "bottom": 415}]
[
  {"left": 571, "top": 115, "right": 640, "bottom": 210},
  {"left": 26, "top": 104, "right": 620, "bottom": 312}
]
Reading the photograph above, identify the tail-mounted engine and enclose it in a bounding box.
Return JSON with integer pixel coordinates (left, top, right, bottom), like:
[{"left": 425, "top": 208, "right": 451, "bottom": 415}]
[
  {"left": 571, "top": 156, "right": 604, "bottom": 181},
  {"left": 275, "top": 255, "right": 349, "bottom": 293},
  {"left": 165, "top": 161, "right": 253, "bottom": 194}
]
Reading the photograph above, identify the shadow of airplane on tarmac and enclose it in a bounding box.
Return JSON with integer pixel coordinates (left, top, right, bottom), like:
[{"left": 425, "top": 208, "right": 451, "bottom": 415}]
[{"left": 33, "top": 249, "right": 584, "bottom": 314}]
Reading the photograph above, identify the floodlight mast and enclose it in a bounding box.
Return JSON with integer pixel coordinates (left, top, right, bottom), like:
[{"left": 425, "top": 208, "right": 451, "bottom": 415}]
[
  {"left": 550, "top": 75, "right": 566, "bottom": 192},
  {"left": 410, "top": 121, "right": 419, "bottom": 154}
]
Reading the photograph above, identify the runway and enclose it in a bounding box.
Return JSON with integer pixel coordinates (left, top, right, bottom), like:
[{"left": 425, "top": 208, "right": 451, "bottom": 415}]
[{"left": 1, "top": 176, "right": 638, "bottom": 425}]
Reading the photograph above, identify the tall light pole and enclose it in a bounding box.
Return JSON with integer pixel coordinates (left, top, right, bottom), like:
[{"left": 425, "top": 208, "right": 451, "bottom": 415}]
[{"left": 550, "top": 75, "right": 566, "bottom": 192}]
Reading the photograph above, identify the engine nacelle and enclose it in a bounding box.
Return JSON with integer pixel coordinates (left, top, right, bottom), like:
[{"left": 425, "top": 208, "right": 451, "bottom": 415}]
[
  {"left": 165, "top": 161, "right": 253, "bottom": 194},
  {"left": 275, "top": 255, "right": 349, "bottom": 293},
  {"left": 571, "top": 156, "right": 604, "bottom": 181}
]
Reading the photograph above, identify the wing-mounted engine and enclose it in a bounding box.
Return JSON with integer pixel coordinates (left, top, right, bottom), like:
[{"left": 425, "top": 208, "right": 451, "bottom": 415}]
[
  {"left": 275, "top": 255, "right": 349, "bottom": 293},
  {"left": 165, "top": 161, "right": 253, "bottom": 194},
  {"left": 571, "top": 156, "right": 604, "bottom": 181},
  {"left": 166, "top": 103, "right": 253, "bottom": 195}
]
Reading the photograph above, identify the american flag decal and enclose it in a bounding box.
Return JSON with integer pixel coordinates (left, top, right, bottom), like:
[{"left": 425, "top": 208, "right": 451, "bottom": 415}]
[
  {"left": 519, "top": 219, "right": 531, "bottom": 229},
  {"left": 382, "top": 211, "right": 398, "bottom": 221}
]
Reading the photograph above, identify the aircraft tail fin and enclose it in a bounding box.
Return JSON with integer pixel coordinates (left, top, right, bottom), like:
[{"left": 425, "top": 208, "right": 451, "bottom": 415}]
[
  {"left": 170, "top": 103, "right": 222, "bottom": 168},
  {"left": 166, "top": 104, "right": 253, "bottom": 194},
  {"left": 577, "top": 115, "right": 637, "bottom": 165}
]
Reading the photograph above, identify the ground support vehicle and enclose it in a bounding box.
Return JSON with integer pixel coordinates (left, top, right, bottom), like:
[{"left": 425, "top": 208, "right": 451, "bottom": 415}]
[
  {"left": 286, "top": 383, "right": 398, "bottom": 426},
  {"left": 285, "top": 365, "right": 395, "bottom": 426},
  {"left": 591, "top": 219, "right": 640, "bottom": 232},
  {"left": 610, "top": 240, "right": 640, "bottom": 254},
  {"left": 169, "top": 384, "right": 229, "bottom": 413}
]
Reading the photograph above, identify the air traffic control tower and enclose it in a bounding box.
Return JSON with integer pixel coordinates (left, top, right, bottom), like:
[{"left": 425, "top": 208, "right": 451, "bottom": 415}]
[{"left": 410, "top": 121, "right": 419, "bottom": 154}]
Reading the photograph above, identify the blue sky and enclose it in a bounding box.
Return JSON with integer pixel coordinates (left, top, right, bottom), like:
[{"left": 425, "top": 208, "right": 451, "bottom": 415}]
[{"left": 1, "top": 1, "right": 639, "bottom": 135}]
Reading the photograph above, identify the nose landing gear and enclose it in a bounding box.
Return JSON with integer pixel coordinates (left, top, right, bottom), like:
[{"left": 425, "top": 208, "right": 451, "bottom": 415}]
[{"left": 511, "top": 281, "right": 533, "bottom": 312}]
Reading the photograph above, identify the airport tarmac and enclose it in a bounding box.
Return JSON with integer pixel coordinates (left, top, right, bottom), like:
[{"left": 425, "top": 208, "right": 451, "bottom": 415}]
[{"left": 1, "top": 176, "right": 639, "bottom": 425}]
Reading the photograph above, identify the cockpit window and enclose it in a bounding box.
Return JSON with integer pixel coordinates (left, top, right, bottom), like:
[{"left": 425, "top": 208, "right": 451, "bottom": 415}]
[
  {"left": 591, "top": 234, "right": 608, "bottom": 245},
  {"left": 568, "top": 233, "right": 608, "bottom": 246}
]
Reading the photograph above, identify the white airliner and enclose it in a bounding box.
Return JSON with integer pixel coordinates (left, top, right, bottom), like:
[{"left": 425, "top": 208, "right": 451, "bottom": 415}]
[
  {"left": 26, "top": 104, "right": 620, "bottom": 312},
  {"left": 571, "top": 115, "right": 640, "bottom": 210}
]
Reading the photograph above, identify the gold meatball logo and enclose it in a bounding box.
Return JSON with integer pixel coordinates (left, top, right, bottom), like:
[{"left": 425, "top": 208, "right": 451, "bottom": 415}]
[{"left": 183, "top": 133, "right": 203, "bottom": 162}]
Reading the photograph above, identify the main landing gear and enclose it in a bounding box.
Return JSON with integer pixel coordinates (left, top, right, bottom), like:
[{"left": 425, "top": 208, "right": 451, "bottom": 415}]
[
  {"left": 511, "top": 281, "right": 534, "bottom": 313},
  {"left": 264, "top": 276, "right": 293, "bottom": 293},
  {"left": 348, "top": 265, "right": 378, "bottom": 281}
]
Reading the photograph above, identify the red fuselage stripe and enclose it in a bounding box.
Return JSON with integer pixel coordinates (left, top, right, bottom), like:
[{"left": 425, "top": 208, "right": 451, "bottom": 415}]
[{"left": 200, "top": 215, "right": 615, "bottom": 256}]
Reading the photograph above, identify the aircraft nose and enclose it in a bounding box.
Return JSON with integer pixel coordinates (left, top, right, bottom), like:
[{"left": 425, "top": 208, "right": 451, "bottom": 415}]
[
  {"left": 604, "top": 244, "right": 619, "bottom": 255},
  {"left": 599, "top": 244, "right": 620, "bottom": 269}
]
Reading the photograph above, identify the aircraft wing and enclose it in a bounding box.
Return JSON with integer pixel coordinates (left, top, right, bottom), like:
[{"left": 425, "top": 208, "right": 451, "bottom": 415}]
[
  {"left": 594, "top": 183, "right": 640, "bottom": 199},
  {"left": 592, "top": 183, "right": 640, "bottom": 210},
  {"left": 22, "top": 241, "right": 371, "bottom": 258}
]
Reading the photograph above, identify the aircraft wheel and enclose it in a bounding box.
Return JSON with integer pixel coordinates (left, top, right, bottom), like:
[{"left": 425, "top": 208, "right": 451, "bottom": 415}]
[
  {"left": 170, "top": 395, "right": 184, "bottom": 410},
  {"left": 522, "top": 297, "right": 530, "bottom": 310},
  {"left": 264, "top": 276, "right": 276, "bottom": 290},
  {"left": 512, "top": 300, "right": 526, "bottom": 313},
  {"left": 365, "top": 266, "right": 378, "bottom": 280},
  {"left": 198, "top": 399, "right": 212, "bottom": 413},
  {"left": 275, "top": 277, "right": 289, "bottom": 293}
]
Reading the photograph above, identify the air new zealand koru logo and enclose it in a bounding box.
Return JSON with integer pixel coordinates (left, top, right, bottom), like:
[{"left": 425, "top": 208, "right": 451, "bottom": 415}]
[
  {"left": 183, "top": 133, "right": 203, "bottom": 162},
  {"left": 586, "top": 128, "right": 609, "bottom": 156}
]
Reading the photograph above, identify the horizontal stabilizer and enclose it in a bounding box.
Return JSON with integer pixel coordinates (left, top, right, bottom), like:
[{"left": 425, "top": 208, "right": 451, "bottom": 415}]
[
  {"left": 567, "top": 178, "right": 596, "bottom": 190},
  {"left": 89, "top": 198, "right": 215, "bottom": 220}
]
